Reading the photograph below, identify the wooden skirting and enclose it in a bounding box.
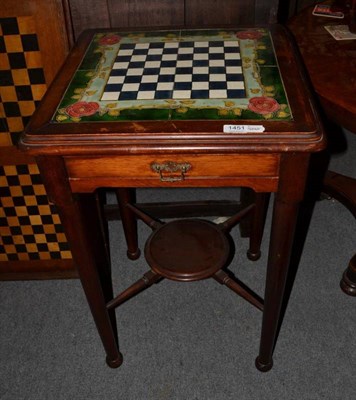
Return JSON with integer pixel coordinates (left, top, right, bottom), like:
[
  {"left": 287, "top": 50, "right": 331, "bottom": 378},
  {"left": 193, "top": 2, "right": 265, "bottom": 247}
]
[{"left": 0, "top": 259, "right": 77, "bottom": 280}]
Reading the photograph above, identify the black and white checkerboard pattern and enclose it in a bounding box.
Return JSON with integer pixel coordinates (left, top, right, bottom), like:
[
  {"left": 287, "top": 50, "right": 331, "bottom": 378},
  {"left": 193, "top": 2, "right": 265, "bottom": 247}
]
[{"left": 101, "top": 40, "right": 245, "bottom": 101}]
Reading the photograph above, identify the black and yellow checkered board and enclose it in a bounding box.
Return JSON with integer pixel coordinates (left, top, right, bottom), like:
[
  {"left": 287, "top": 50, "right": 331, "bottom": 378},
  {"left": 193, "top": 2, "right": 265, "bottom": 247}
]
[
  {"left": 0, "top": 163, "right": 72, "bottom": 262},
  {"left": 0, "top": 17, "right": 72, "bottom": 263},
  {"left": 0, "top": 16, "right": 47, "bottom": 146}
]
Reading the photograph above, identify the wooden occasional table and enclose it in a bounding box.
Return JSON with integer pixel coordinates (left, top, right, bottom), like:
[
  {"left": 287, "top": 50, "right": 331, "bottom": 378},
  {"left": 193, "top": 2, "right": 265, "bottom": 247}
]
[
  {"left": 289, "top": 2, "right": 356, "bottom": 296},
  {"left": 20, "top": 26, "right": 325, "bottom": 371}
]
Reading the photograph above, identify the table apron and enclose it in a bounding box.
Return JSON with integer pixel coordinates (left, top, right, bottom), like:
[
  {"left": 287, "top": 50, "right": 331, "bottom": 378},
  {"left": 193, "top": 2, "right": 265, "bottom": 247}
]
[{"left": 65, "top": 153, "right": 280, "bottom": 192}]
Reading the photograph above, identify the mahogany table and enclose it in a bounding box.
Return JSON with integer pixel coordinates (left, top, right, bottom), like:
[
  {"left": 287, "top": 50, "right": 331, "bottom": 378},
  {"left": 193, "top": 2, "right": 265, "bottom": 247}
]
[
  {"left": 288, "top": 2, "right": 356, "bottom": 296},
  {"left": 20, "top": 25, "right": 325, "bottom": 371}
]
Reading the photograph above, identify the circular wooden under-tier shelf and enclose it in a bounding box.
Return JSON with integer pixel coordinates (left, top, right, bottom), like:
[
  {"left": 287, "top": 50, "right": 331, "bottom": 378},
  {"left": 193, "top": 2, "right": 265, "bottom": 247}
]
[{"left": 144, "top": 219, "right": 230, "bottom": 282}]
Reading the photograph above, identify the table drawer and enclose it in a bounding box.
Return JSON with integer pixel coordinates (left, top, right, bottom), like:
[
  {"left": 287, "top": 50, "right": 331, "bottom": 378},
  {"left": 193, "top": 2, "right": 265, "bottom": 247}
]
[{"left": 66, "top": 154, "right": 279, "bottom": 182}]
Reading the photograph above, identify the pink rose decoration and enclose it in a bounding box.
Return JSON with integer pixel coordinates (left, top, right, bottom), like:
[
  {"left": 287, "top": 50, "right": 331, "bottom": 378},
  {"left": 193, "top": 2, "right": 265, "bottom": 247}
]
[
  {"left": 98, "top": 34, "right": 121, "bottom": 45},
  {"left": 248, "top": 97, "right": 280, "bottom": 115},
  {"left": 66, "top": 101, "right": 100, "bottom": 118},
  {"left": 236, "top": 30, "right": 263, "bottom": 40}
]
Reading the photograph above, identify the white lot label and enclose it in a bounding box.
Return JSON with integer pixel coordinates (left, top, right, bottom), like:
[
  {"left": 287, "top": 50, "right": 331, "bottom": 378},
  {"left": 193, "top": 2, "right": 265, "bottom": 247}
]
[{"left": 223, "top": 124, "right": 265, "bottom": 133}]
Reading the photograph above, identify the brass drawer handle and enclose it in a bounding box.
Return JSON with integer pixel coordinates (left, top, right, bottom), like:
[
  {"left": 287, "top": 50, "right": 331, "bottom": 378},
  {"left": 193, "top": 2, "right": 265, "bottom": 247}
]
[{"left": 150, "top": 161, "right": 192, "bottom": 182}]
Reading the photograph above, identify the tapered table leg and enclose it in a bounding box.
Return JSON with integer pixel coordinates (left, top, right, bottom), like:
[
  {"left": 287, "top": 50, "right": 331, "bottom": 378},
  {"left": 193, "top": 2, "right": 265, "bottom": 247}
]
[
  {"left": 247, "top": 192, "right": 270, "bottom": 261},
  {"left": 256, "top": 154, "right": 310, "bottom": 372},
  {"left": 37, "top": 156, "right": 123, "bottom": 368},
  {"left": 116, "top": 188, "right": 140, "bottom": 260}
]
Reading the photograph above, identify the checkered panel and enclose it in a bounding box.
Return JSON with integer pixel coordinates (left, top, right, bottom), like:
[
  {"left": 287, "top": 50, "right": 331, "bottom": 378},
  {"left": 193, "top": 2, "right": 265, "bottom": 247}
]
[
  {"left": 0, "top": 16, "right": 46, "bottom": 146},
  {"left": 0, "top": 164, "right": 72, "bottom": 261},
  {"left": 0, "top": 17, "right": 71, "bottom": 264},
  {"left": 101, "top": 40, "right": 245, "bottom": 101}
]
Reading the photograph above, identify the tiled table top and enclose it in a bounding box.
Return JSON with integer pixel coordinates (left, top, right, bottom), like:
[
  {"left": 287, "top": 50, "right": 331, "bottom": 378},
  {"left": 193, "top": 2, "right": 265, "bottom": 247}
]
[{"left": 53, "top": 28, "right": 292, "bottom": 123}]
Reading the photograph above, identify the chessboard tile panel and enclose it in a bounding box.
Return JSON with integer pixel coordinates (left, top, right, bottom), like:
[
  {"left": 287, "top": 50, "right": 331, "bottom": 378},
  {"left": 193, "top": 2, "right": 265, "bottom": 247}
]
[
  {"left": 0, "top": 163, "right": 72, "bottom": 262},
  {"left": 101, "top": 39, "right": 245, "bottom": 101}
]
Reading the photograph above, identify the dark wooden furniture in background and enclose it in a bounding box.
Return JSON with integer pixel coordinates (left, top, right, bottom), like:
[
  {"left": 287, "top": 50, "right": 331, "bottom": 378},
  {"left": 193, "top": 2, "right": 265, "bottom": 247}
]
[
  {"left": 288, "top": 1, "right": 356, "bottom": 296},
  {"left": 20, "top": 25, "right": 325, "bottom": 370},
  {"left": 66, "top": 0, "right": 281, "bottom": 43}
]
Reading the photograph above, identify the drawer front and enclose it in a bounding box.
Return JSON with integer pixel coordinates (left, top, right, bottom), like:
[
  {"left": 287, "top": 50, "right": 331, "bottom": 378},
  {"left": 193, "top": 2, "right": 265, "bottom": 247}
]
[{"left": 66, "top": 154, "right": 279, "bottom": 181}]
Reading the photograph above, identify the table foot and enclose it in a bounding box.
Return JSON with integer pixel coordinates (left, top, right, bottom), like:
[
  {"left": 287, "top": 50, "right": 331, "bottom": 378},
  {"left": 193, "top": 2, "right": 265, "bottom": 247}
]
[
  {"left": 340, "top": 254, "right": 356, "bottom": 296},
  {"left": 247, "top": 249, "right": 261, "bottom": 261},
  {"left": 106, "top": 353, "right": 124, "bottom": 368},
  {"left": 127, "top": 248, "right": 141, "bottom": 260},
  {"left": 255, "top": 356, "right": 273, "bottom": 372}
]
